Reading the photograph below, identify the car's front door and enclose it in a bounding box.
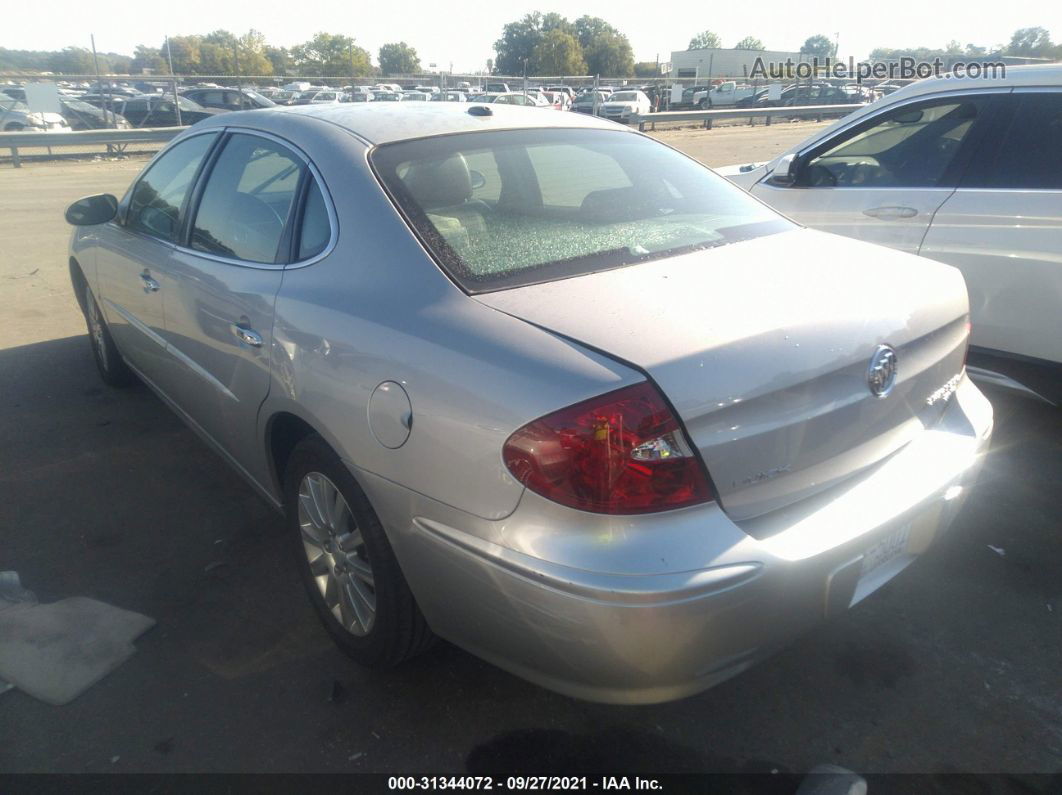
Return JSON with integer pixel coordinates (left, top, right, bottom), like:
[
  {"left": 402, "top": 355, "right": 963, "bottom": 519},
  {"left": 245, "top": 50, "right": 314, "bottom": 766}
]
[
  {"left": 94, "top": 131, "right": 218, "bottom": 386},
  {"left": 751, "top": 93, "right": 1002, "bottom": 253},
  {"left": 920, "top": 89, "right": 1062, "bottom": 365},
  {"left": 162, "top": 131, "right": 325, "bottom": 488}
]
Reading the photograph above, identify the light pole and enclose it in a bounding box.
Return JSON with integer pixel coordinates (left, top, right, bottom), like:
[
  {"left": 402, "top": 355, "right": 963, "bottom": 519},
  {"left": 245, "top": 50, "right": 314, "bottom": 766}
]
[{"left": 166, "top": 35, "right": 182, "bottom": 126}]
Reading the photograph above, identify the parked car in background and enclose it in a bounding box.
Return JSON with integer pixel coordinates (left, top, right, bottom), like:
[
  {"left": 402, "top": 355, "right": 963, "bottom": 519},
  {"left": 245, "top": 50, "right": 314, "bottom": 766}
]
[
  {"left": 571, "top": 90, "right": 609, "bottom": 114},
  {"left": 116, "top": 95, "right": 223, "bottom": 127},
  {"left": 65, "top": 102, "right": 992, "bottom": 705},
  {"left": 469, "top": 92, "right": 549, "bottom": 107},
  {"left": 599, "top": 89, "right": 651, "bottom": 122},
  {"left": 485, "top": 81, "right": 511, "bottom": 93},
  {"left": 58, "top": 98, "right": 132, "bottom": 130},
  {"left": 693, "top": 81, "right": 757, "bottom": 108},
  {"left": 783, "top": 83, "right": 864, "bottom": 107},
  {"left": 720, "top": 64, "right": 1062, "bottom": 402},
  {"left": 0, "top": 96, "right": 70, "bottom": 131},
  {"left": 543, "top": 91, "right": 571, "bottom": 110},
  {"left": 401, "top": 91, "right": 432, "bottom": 102},
  {"left": 345, "top": 88, "right": 376, "bottom": 102},
  {"left": 678, "top": 84, "right": 711, "bottom": 108},
  {"left": 545, "top": 85, "right": 575, "bottom": 100},
  {"left": 282, "top": 81, "right": 312, "bottom": 92},
  {"left": 271, "top": 90, "right": 301, "bottom": 106},
  {"left": 437, "top": 92, "right": 468, "bottom": 102},
  {"left": 373, "top": 91, "right": 404, "bottom": 102},
  {"left": 295, "top": 90, "right": 343, "bottom": 105},
  {"left": 182, "top": 87, "right": 276, "bottom": 111}
]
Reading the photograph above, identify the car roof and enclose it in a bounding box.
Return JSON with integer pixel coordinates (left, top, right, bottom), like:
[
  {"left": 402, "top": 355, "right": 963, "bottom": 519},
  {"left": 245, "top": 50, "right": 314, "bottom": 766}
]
[
  {"left": 194, "top": 101, "right": 626, "bottom": 145},
  {"left": 888, "top": 63, "right": 1062, "bottom": 102}
]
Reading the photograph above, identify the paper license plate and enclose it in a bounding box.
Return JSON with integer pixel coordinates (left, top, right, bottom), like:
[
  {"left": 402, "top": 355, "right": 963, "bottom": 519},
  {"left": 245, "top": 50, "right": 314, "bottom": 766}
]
[{"left": 861, "top": 523, "right": 911, "bottom": 575}]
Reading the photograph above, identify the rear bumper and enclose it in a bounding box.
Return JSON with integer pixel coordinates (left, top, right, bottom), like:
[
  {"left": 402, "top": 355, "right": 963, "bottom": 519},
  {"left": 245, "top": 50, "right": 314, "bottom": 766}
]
[{"left": 358, "top": 375, "right": 993, "bottom": 704}]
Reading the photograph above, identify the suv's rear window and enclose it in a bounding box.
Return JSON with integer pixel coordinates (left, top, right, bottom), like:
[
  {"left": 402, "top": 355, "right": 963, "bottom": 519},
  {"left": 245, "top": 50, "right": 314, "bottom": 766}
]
[{"left": 371, "top": 128, "right": 791, "bottom": 292}]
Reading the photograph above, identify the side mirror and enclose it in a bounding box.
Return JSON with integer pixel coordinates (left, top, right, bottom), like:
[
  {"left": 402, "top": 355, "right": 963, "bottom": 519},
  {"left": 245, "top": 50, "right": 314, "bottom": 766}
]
[
  {"left": 65, "top": 193, "right": 118, "bottom": 226},
  {"left": 767, "top": 153, "right": 800, "bottom": 187}
]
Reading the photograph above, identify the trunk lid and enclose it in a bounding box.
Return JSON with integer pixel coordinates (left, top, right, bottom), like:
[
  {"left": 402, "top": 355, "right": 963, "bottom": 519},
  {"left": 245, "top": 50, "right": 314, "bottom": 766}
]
[{"left": 476, "top": 228, "right": 970, "bottom": 521}]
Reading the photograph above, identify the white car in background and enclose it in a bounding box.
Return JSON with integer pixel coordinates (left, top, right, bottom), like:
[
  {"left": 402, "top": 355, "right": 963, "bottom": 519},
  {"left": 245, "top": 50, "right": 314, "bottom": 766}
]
[
  {"left": 0, "top": 96, "right": 71, "bottom": 132},
  {"left": 720, "top": 65, "right": 1062, "bottom": 403},
  {"left": 600, "top": 90, "right": 651, "bottom": 122},
  {"left": 693, "top": 81, "right": 757, "bottom": 108}
]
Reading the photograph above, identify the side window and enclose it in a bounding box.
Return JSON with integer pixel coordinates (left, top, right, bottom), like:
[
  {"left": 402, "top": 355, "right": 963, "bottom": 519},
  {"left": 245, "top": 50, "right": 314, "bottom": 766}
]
[
  {"left": 191, "top": 133, "right": 303, "bottom": 263},
  {"left": 127, "top": 133, "right": 216, "bottom": 242},
  {"left": 525, "top": 143, "right": 632, "bottom": 208},
  {"left": 972, "top": 93, "right": 1062, "bottom": 190},
  {"left": 801, "top": 99, "right": 980, "bottom": 188},
  {"left": 298, "top": 179, "right": 331, "bottom": 260}
]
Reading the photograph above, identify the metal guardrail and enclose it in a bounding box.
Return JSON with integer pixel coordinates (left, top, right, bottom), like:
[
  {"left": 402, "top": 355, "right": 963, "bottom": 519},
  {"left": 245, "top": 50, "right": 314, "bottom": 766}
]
[
  {"left": 632, "top": 103, "right": 868, "bottom": 131},
  {"left": 1, "top": 126, "right": 185, "bottom": 167}
]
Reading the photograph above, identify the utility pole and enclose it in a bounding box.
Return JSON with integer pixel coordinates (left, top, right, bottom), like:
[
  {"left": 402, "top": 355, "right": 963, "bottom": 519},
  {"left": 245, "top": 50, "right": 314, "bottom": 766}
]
[
  {"left": 522, "top": 58, "right": 528, "bottom": 95},
  {"left": 90, "top": 34, "right": 111, "bottom": 128},
  {"left": 233, "top": 39, "right": 242, "bottom": 107},
  {"left": 349, "top": 42, "right": 355, "bottom": 88},
  {"left": 166, "top": 35, "right": 182, "bottom": 126}
]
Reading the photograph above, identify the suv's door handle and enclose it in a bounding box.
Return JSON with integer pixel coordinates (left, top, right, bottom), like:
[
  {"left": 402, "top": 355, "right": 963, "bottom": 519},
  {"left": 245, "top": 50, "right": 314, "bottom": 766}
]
[
  {"left": 863, "top": 206, "right": 918, "bottom": 219},
  {"left": 231, "top": 323, "right": 263, "bottom": 347},
  {"left": 140, "top": 271, "right": 160, "bottom": 293}
]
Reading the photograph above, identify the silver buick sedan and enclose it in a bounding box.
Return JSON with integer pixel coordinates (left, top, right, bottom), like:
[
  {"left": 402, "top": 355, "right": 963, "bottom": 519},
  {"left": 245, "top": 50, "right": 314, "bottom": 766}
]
[{"left": 66, "top": 103, "right": 993, "bottom": 704}]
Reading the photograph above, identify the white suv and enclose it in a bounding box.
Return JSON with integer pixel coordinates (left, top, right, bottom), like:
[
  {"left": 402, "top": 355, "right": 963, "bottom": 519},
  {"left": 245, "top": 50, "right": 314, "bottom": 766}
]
[{"left": 720, "top": 65, "right": 1062, "bottom": 402}]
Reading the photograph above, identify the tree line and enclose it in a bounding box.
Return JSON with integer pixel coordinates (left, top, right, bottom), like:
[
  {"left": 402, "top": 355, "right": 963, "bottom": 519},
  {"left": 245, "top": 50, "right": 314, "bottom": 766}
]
[
  {"left": 2, "top": 22, "right": 1059, "bottom": 79},
  {"left": 686, "top": 27, "right": 1062, "bottom": 62},
  {"left": 0, "top": 32, "right": 422, "bottom": 78}
]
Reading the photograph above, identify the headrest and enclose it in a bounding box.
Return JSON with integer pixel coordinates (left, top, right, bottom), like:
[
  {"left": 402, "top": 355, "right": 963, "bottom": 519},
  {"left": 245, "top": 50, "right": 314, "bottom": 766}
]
[{"left": 402, "top": 153, "right": 473, "bottom": 209}]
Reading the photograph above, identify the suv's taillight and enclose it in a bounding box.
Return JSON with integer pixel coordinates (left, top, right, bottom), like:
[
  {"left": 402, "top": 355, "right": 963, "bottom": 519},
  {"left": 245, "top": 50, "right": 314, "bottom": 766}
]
[{"left": 502, "top": 382, "right": 714, "bottom": 514}]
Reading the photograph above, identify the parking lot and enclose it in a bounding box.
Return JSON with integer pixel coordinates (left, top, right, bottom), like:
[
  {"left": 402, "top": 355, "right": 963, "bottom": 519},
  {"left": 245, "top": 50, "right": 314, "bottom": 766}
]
[{"left": 1, "top": 125, "right": 1060, "bottom": 779}]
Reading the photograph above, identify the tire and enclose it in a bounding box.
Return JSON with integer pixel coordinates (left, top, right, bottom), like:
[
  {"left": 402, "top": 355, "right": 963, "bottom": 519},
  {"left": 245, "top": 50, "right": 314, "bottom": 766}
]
[
  {"left": 284, "top": 434, "right": 434, "bottom": 669},
  {"left": 82, "top": 283, "right": 137, "bottom": 387},
  {"left": 697, "top": 98, "right": 708, "bottom": 110}
]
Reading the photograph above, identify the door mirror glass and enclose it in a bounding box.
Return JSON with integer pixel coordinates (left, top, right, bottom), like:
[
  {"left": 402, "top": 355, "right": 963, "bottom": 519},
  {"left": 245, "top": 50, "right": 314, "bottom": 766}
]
[
  {"left": 767, "top": 153, "right": 799, "bottom": 186},
  {"left": 65, "top": 193, "right": 117, "bottom": 225},
  {"left": 893, "top": 109, "right": 924, "bottom": 124}
]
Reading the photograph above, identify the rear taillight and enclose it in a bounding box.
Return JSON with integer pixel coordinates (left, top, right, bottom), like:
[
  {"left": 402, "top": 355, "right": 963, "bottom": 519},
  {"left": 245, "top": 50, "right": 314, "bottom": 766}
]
[{"left": 502, "top": 382, "right": 713, "bottom": 514}]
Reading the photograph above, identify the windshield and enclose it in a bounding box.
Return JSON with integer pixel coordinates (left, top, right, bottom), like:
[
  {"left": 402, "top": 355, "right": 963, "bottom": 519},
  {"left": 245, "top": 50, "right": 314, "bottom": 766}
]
[
  {"left": 371, "top": 128, "right": 792, "bottom": 292},
  {"left": 610, "top": 92, "right": 638, "bottom": 101},
  {"left": 0, "top": 98, "right": 28, "bottom": 112}
]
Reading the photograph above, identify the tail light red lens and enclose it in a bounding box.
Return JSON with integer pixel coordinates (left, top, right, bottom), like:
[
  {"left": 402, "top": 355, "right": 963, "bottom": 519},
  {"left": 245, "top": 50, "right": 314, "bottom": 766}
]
[{"left": 502, "top": 382, "right": 714, "bottom": 514}]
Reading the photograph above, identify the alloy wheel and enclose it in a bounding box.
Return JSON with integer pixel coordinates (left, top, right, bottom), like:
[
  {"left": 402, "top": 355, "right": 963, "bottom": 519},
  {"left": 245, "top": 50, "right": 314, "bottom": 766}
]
[
  {"left": 85, "top": 291, "right": 108, "bottom": 371},
  {"left": 298, "top": 471, "right": 377, "bottom": 636}
]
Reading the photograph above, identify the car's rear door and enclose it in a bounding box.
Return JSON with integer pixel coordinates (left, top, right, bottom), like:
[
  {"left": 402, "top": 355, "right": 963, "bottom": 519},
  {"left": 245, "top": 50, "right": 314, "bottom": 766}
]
[
  {"left": 750, "top": 91, "right": 1004, "bottom": 253},
  {"left": 161, "top": 130, "right": 333, "bottom": 488},
  {"left": 920, "top": 88, "right": 1062, "bottom": 365},
  {"left": 94, "top": 131, "right": 219, "bottom": 387}
]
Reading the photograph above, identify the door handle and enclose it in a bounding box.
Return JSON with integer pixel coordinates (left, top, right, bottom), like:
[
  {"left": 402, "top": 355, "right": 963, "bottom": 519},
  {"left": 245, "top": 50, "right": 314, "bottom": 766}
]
[
  {"left": 231, "top": 323, "right": 263, "bottom": 347},
  {"left": 140, "top": 271, "right": 160, "bottom": 292},
  {"left": 863, "top": 206, "right": 918, "bottom": 219}
]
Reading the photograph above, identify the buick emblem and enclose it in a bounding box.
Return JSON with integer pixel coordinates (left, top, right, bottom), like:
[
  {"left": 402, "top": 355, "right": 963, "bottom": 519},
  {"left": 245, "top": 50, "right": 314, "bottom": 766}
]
[{"left": 867, "top": 345, "right": 898, "bottom": 398}]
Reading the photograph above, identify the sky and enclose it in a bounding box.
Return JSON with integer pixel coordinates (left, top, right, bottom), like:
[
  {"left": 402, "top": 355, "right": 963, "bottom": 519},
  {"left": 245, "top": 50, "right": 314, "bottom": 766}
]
[{"left": 6, "top": 0, "right": 1059, "bottom": 72}]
